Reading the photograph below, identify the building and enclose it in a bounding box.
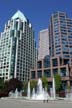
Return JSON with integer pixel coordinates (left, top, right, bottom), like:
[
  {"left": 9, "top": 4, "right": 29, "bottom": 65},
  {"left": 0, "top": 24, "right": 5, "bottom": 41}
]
[
  {"left": 0, "top": 10, "right": 36, "bottom": 81},
  {"left": 49, "top": 11, "right": 72, "bottom": 61},
  {"left": 30, "top": 11, "right": 72, "bottom": 89},
  {"left": 38, "top": 29, "right": 49, "bottom": 60},
  {"left": 30, "top": 56, "right": 72, "bottom": 89}
]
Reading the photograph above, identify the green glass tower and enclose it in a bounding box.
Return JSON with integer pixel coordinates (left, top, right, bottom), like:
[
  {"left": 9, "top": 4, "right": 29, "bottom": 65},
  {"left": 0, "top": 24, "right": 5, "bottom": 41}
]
[{"left": 0, "top": 10, "right": 36, "bottom": 81}]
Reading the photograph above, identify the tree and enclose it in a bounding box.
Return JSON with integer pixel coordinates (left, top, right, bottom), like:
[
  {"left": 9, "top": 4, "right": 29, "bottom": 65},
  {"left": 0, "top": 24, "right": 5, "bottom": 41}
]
[
  {"left": 54, "top": 74, "right": 62, "bottom": 91},
  {"left": 4, "top": 78, "right": 23, "bottom": 93},
  {"left": 41, "top": 77, "right": 48, "bottom": 89},
  {"left": 23, "top": 81, "right": 28, "bottom": 93},
  {"left": 30, "top": 80, "right": 37, "bottom": 92},
  {"left": 0, "top": 78, "right": 5, "bottom": 91},
  {"left": 23, "top": 80, "right": 37, "bottom": 94}
]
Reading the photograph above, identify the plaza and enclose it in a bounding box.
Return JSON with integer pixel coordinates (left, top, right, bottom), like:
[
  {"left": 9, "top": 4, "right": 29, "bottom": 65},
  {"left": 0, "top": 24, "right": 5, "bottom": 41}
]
[{"left": 0, "top": 98, "right": 72, "bottom": 108}]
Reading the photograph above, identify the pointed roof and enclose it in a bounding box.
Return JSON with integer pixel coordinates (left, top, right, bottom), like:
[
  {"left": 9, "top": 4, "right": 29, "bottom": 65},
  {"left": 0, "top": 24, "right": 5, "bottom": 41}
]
[{"left": 11, "top": 10, "right": 27, "bottom": 22}]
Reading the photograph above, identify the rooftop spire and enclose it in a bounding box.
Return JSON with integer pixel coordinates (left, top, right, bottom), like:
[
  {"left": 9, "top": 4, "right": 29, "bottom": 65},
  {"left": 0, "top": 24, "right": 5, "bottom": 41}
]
[{"left": 11, "top": 10, "right": 27, "bottom": 22}]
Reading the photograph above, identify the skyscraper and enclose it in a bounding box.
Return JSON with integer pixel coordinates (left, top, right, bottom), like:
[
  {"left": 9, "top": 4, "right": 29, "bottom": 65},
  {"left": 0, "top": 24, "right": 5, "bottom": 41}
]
[
  {"left": 49, "top": 11, "right": 72, "bottom": 61},
  {"left": 0, "top": 10, "right": 36, "bottom": 81},
  {"left": 30, "top": 11, "right": 72, "bottom": 89},
  {"left": 38, "top": 29, "right": 49, "bottom": 60}
]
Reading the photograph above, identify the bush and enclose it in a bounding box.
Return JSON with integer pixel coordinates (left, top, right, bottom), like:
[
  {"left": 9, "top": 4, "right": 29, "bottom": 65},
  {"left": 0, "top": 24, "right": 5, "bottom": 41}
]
[
  {"left": 57, "top": 90, "right": 65, "bottom": 97},
  {"left": 4, "top": 78, "right": 23, "bottom": 93},
  {"left": 0, "top": 91, "right": 8, "bottom": 98}
]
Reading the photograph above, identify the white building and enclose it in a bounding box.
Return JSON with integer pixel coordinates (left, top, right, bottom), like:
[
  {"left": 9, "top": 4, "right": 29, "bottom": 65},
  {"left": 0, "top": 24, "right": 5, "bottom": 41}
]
[
  {"left": 0, "top": 10, "right": 36, "bottom": 81},
  {"left": 38, "top": 29, "right": 49, "bottom": 60}
]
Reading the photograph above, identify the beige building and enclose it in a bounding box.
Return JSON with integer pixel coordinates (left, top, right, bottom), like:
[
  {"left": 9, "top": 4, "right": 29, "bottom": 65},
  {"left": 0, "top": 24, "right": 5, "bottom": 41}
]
[
  {"left": 30, "top": 56, "right": 72, "bottom": 89},
  {"left": 49, "top": 11, "right": 72, "bottom": 61},
  {"left": 38, "top": 29, "right": 49, "bottom": 60}
]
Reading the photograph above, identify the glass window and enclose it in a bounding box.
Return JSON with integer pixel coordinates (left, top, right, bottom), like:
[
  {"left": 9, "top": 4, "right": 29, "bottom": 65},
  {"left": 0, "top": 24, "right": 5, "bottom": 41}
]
[
  {"left": 60, "top": 68, "right": 66, "bottom": 77},
  {"left": 53, "top": 68, "right": 58, "bottom": 75},
  {"left": 37, "top": 61, "right": 42, "bottom": 68},
  {"left": 44, "top": 70, "right": 51, "bottom": 77},
  {"left": 52, "top": 58, "right": 58, "bottom": 66},
  {"left": 31, "top": 71, "right": 35, "bottom": 79},
  {"left": 43, "top": 58, "right": 50, "bottom": 68},
  {"left": 20, "top": 22, "right": 23, "bottom": 30},
  {"left": 10, "top": 30, "right": 14, "bottom": 37},
  {"left": 37, "top": 70, "right": 42, "bottom": 78}
]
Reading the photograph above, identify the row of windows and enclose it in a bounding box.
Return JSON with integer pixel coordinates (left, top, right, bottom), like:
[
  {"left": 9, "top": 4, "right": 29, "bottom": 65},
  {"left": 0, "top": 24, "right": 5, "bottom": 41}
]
[
  {"left": 31, "top": 67, "right": 67, "bottom": 79},
  {"left": 37, "top": 57, "right": 70, "bottom": 69}
]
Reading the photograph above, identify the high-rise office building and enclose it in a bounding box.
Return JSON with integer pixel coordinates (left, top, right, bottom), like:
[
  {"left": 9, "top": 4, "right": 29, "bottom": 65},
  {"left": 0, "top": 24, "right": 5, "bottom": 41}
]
[
  {"left": 38, "top": 29, "right": 49, "bottom": 60},
  {"left": 30, "top": 11, "right": 72, "bottom": 89},
  {"left": 0, "top": 10, "right": 36, "bottom": 81},
  {"left": 49, "top": 11, "right": 72, "bottom": 61}
]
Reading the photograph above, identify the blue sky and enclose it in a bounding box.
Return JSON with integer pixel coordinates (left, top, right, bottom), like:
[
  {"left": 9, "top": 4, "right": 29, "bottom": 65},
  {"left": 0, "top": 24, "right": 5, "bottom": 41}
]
[{"left": 0, "top": 0, "right": 72, "bottom": 47}]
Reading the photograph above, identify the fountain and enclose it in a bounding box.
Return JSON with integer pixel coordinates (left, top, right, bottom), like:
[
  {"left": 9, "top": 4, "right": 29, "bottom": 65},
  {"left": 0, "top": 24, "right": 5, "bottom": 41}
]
[
  {"left": 31, "top": 78, "right": 56, "bottom": 100},
  {"left": 14, "top": 88, "right": 19, "bottom": 98},
  {"left": 52, "top": 77, "right": 56, "bottom": 99},
  {"left": 32, "top": 88, "right": 36, "bottom": 99},
  {"left": 65, "top": 87, "right": 72, "bottom": 100},
  {"left": 29, "top": 78, "right": 50, "bottom": 100},
  {"left": 9, "top": 78, "right": 56, "bottom": 100},
  {"left": 27, "top": 81, "right": 30, "bottom": 99},
  {"left": 9, "top": 88, "right": 22, "bottom": 98}
]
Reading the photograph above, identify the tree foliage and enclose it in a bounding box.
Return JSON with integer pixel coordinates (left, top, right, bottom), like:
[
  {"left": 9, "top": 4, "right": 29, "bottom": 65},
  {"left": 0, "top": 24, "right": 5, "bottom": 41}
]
[
  {"left": 4, "top": 78, "right": 23, "bottom": 93},
  {"left": 0, "top": 78, "right": 5, "bottom": 91},
  {"left": 23, "top": 81, "right": 28, "bottom": 93},
  {"left": 41, "top": 77, "right": 48, "bottom": 89},
  {"left": 30, "top": 80, "right": 37, "bottom": 92},
  {"left": 23, "top": 80, "right": 37, "bottom": 94},
  {"left": 54, "top": 74, "right": 62, "bottom": 91}
]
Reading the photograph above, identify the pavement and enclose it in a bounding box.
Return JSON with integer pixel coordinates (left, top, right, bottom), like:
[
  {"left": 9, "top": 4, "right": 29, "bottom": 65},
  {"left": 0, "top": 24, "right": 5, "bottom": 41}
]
[{"left": 0, "top": 98, "right": 72, "bottom": 108}]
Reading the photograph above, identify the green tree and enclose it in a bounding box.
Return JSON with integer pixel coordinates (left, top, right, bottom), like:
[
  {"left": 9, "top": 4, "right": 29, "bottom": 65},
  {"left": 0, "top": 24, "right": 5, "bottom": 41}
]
[
  {"left": 4, "top": 78, "right": 23, "bottom": 93},
  {"left": 23, "top": 80, "right": 37, "bottom": 94},
  {"left": 0, "top": 78, "right": 5, "bottom": 91},
  {"left": 30, "top": 80, "right": 37, "bottom": 92},
  {"left": 41, "top": 77, "right": 48, "bottom": 89},
  {"left": 54, "top": 74, "right": 62, "bottom": 91},
  {"left": 23, "top": 81, "right": 28, "bottom": 93}
]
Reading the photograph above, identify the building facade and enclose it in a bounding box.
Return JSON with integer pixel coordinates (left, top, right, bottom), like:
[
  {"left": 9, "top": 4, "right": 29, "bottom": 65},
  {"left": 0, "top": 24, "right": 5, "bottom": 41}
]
[
  {"left": 38, "top": 29, "right": 49, "bottom": 60},
  {"left": 0, "top": 10, "right": 36, "bottom": 81},
  {"left": 49, "top": 11, "right": 72, "bottom": 61},
  {"left": 30, "top": 11, "right": 72, "bottom": 89},
  {"left": 30, "top": 56, "right": 72, "bottom": 89}
]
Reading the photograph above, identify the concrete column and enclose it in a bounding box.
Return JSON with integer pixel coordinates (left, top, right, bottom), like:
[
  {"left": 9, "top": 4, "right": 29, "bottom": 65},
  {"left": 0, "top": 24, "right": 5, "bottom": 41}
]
[
  {"left": 67, "top": 80, "right": 70, "bottom": 87},
  {"left": 42, "top": 59, "right": 44, "bottom": 77},
  {"left": 58, "top": 57, "right": 60, "bottom": 75},
  {"left": 51, "top": 58, "right": 53, "bottom": 77}
]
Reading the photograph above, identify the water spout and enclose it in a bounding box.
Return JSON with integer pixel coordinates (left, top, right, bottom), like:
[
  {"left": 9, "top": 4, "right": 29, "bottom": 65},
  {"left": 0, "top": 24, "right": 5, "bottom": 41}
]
[
  {"left": 27, "top": 81, "right": 30, "bottom": 99},
  {"left": 52, "top": 77, "right": 56, "bottom": 99}
]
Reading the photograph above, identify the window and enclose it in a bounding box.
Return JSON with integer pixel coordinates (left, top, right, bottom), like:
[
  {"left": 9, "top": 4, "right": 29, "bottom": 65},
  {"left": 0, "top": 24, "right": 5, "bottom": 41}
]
[
  {"left": 37, "top": 61, "right": 42, "bottom": 68},
  {"left": 37, "top": 70, "right": 42, "bottom": 78},
  {"left": 43, "top": 57, "right": 50, "bottom": 68},
  {"left": 44, "top": 70, "right": 51, "bottom": 77},
  {"left": 52, "top": 58, "right": 58, "bottom": 66},
  {"left": 53, "top": 68, "right": 58, "bottom": 75},
  {"left": 60, "top": 68, "right": 66, "bottom": 77},
  {"left": 10, "top": 30, "right": 14, "bottom": 37},
  {"left": 31, "top": 71, "right": 35, "bottom": 79},
  {"left": 20, "top": 22, "right": 23, "bottom": 30}
]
